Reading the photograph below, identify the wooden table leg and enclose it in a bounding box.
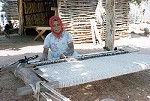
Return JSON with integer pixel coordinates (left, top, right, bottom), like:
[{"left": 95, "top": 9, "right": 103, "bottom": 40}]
[{"left": 34, "top": 30, "right": 46, "bottom": 41}]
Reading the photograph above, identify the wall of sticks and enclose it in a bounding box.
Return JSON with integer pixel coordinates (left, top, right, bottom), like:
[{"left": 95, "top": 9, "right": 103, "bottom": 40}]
[{"left": 20, "top": 0, "right": 130, "bottom": 44}]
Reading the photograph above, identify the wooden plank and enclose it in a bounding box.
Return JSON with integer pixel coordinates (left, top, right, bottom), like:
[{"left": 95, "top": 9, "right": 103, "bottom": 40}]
[
  {"left": 15, "top": 68, "right": 41, "bottom": 85},
  {"left": 17, "top": 82, "right": 59, "bottom": 96},
  {"left": 36, "top": 26, "right": 51, "bottom": 30}
]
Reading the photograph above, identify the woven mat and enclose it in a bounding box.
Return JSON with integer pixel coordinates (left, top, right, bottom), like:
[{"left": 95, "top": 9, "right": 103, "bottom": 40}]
[{"left": 33, "top": 53, "right": 150, "bottom": 88}]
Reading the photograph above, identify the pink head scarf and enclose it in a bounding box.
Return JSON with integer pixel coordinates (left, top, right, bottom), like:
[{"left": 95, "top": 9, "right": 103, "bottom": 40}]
[{"left": 49, "top": 16, "right": 64, "bottom": 38}]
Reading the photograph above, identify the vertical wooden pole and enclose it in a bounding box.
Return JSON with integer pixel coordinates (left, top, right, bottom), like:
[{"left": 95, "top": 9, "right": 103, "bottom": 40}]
[
  {"left": 105, "top": 0, "right": 115, "bottom": 50},
  {"left": 57, "top": 0, "right": 60, "bottom": 17},
  {"left": 90, "top": 19, "right": 96, "bottom": 45},
  {"left": 18, "top": 0, "right": 23, "bottom": 35}
]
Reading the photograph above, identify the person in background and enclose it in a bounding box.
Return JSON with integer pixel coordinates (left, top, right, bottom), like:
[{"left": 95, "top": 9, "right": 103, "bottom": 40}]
[
  {"left": 0, "top": 23, "right": 3, "bottom": 31},
  {"left": 40, "top": 16, "right": 78, "bottom": 61},
  {"left": 4, "top": 21, "right": 13, "bottom": 38}
]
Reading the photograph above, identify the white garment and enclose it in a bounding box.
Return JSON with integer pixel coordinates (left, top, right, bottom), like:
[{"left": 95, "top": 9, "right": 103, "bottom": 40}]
[{"left": 43, "top": 31, "right": 77, "bottom": 59}]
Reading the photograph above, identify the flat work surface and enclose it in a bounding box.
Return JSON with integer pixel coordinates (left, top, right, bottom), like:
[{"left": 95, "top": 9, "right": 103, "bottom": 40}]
[{"left": 35, "top": 53, "right": 150, "bottom": 88}]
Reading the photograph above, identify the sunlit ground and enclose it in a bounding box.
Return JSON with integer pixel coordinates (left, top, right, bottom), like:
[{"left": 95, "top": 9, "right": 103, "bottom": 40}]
[
  {"left": 0, "top": 33, "right": 150, "bottom": 56},
  {"left": 0, "top": 43, "right": 103, "bottom": 56},
  {"left": 0, "top": 45, "right": 43, "bottom": 56},
  {"left": 115, "top": 35, "right": 150, "bottom": 48}
]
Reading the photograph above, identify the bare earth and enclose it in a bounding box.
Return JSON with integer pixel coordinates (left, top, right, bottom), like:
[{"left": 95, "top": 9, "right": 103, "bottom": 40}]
[{"left": 1, "top": 33, "right": 150, "bottom": 101}]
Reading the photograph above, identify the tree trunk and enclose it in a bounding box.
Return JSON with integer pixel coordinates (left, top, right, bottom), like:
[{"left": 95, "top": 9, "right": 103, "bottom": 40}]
[
  {"left": 18, "top": 0, "right": 23, "bottom": 35},
  {"left": 105, "top": 0, "right": 115, "bottom": 50}
]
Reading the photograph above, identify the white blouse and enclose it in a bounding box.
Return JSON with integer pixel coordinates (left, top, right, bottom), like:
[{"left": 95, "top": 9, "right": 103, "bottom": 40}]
[{"left": 43, "top": 31, "right": 77, "bottom": 59}]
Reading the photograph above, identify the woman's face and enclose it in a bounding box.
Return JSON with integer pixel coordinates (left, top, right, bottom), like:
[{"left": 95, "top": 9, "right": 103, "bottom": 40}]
[{"left": 52, "top": 21, "right": 61, "bottom": 33}]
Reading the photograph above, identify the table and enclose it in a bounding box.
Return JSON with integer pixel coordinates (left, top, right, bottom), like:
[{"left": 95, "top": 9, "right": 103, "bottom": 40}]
[{"left": 23, "top": 26, "right": 51, "bottom": 41}]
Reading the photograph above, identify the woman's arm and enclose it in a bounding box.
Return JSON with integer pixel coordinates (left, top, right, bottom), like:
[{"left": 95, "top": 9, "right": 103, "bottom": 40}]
[
  {"left": 59, "top": 42, "right": 75, "bottom": 59},
  {"left": 63, "top": 42, "right": 74, "bottom": 56},
  {"left": 40, "top": 48, "right": 49, "bottom": 61}
]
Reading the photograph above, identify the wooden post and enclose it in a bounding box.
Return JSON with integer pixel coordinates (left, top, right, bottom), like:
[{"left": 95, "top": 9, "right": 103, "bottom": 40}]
[
  {"left": 15, "top": 68, "right": 41, "bottom": 85},
  {"left": 90, "top": 19, "right": 96, "bottom": 45},
  {"left": 57, "top": 0, "right": 60, "bottom": 17},
  {"left": 51, "top": 7, "right": 58, "bottom": 16},
  {"left": 18, "top": 0, "right": 23, "bottom": 35},
  {"left": 90, "top": 19, "right": 102, "bottom": 45},
  {"left": 105, "top": 0, "right": 115, "bottom": 50}
]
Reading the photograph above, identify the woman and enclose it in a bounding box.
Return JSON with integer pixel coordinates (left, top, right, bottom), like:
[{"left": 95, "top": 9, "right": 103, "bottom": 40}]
[{"left": 41, "top": 16, "right": 78, "bottom": 61}]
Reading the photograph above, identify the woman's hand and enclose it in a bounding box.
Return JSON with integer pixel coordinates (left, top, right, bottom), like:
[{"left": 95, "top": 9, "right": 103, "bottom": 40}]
[
  {"left": 40, "top": 55, "right": 48, "bottom": 61},
  {"left": 60, "top": 53, "right": 66, "bottom": 59},
  {"left": 40, "top": 48, "right": 48, "bottom": 61}
]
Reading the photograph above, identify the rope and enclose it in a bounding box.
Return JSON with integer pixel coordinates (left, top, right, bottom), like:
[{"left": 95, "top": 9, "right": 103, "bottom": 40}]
[
  {"left": 29, "top": 81, "right": 43, "bottom": 101},
  {"left": 14, "top": 63, "right": 23, "bottom": 77},
  {"left": 41, "top": 82, "right": 71, "bottom": 101}
]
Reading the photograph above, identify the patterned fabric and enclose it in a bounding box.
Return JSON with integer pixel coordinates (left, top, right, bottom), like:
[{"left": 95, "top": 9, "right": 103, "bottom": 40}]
[{"left": 43, "top": 31, "right": 77, "bottom": 59}]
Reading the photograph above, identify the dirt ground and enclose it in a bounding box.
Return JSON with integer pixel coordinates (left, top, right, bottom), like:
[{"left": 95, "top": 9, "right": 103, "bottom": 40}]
[{"left": 1, "top": 33, "right": 150, "bottom": 101}]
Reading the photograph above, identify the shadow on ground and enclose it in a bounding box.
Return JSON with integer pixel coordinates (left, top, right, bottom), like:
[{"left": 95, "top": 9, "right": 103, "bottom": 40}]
[{"left": 0, "top": 34, "right": 43, "bottom": 50}]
